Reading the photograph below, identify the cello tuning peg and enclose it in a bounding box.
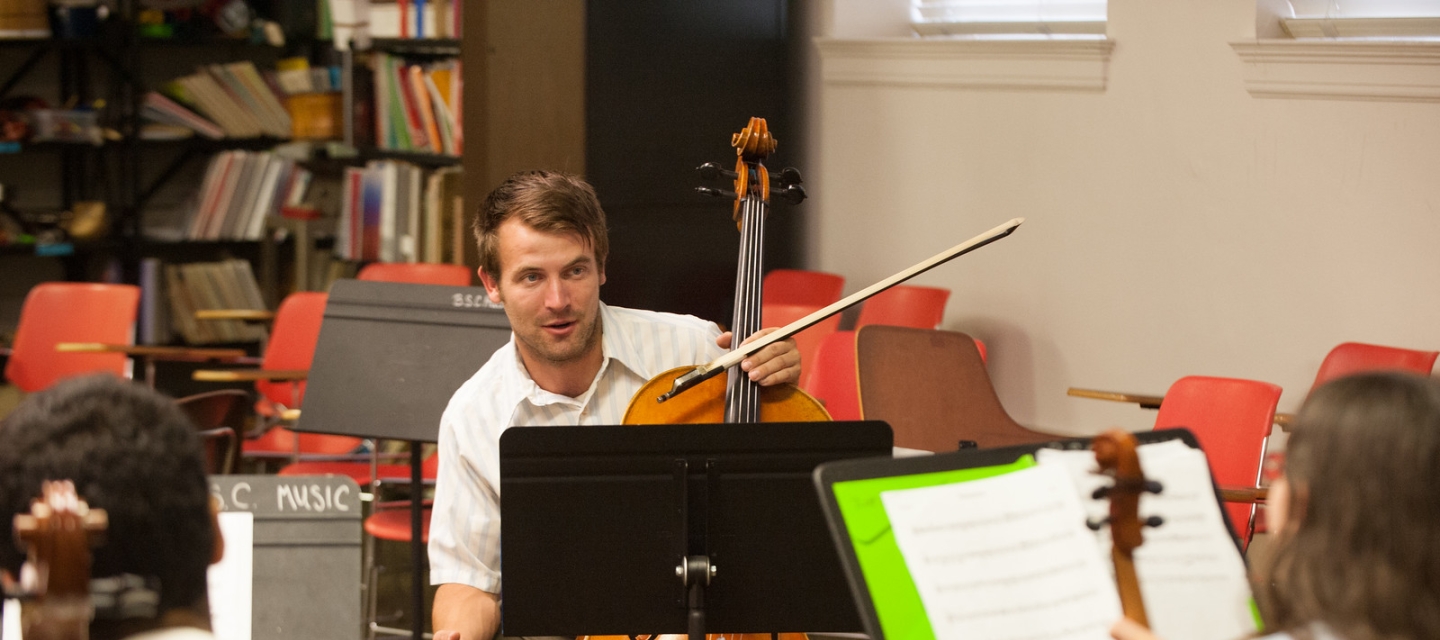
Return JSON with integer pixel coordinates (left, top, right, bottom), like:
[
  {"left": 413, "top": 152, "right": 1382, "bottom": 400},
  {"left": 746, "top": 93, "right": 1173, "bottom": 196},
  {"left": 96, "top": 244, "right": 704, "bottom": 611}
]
[
  {"left": 1144, "top": 516, "right": 1164, "bottom": 528},
  {"left": 1086, "top": 517, "right": 1109, "bottom": 531},
  {"left": 1144, "top": 480, "right": 1163, "bottom": 494},
  {"left": 697, "top": 162, "right": 738, "bottom": 181},
  {"left": 774, "top": 184, "right": 806, "bottom": 205},
  {"left": 770, "top": 167, "right": 803, "bottom": 186},
  {"left": 696, "top": 186, "right": 737, "bottom": 199},
  {"left": 1092, "top": 486, "right": 1111, "bottom": 500}
]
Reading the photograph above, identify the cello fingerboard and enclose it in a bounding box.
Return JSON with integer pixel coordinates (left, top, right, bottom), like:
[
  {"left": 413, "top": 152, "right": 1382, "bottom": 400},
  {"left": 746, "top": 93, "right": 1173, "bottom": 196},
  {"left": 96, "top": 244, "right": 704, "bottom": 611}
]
[{"left": 725, "top": 192, "right": 766, "bottom": 424}]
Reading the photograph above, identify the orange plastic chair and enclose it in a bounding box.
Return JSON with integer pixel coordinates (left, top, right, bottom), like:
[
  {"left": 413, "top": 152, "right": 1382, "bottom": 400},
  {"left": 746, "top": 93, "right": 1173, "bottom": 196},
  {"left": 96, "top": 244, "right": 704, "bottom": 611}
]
[
  {"left": 761, "top": 269, "right": 844, "bottom": 308},
  {"left": 1310, "top": 341, "right": 1437, "bottom": 390},
  {"left": 357, "top": 262, "right": 472, "bottom": 286},
  {"left": 193, "top": 292, "right": 363, "bottom": 460},
  {"left": 854, "top": 284, "right": 950, "bottom": 330},
  {"left": 363, "top": 501, "right": 434, "bottom": 639},
  {"left": 3, "top": 282, "right": 140, "bottom": 392},
  {"left": 803, "top": 331, "right": 861, "bottom": 421},
  {"left": 1151, "top": 375, "right": 1281, "bottom": 550},
  {"left": 279, "top": 447, "right": 439, "bottom": 488}
]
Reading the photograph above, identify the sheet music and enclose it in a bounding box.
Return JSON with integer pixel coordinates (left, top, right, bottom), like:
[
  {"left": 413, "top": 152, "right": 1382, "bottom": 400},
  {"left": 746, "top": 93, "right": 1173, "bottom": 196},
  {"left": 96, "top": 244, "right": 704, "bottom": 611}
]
[
  {"left": 1036, "top": 440, "right": 1257, "bottom": 640},
  {"left": 208, "top": 510, "right": 254, "bottom": 640},
  {"left": 1, "top": 598, "right": 19, "bottom": 640},
  {"left": 882, "top": 462, "right": 1121, "bottom": 640}
]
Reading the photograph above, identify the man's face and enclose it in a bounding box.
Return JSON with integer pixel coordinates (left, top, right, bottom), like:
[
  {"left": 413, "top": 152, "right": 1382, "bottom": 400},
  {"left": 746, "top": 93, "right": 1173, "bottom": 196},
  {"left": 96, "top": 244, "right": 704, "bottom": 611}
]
[{"left": 479, "top": 218, "right": 606, "bottom": 368}]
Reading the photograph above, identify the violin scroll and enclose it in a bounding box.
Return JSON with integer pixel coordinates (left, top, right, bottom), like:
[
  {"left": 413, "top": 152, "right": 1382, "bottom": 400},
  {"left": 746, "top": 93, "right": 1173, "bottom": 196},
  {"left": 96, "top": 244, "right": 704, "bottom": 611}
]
[
  {"left": 1091, "top": 430, "right": 1162, "bottom": 629},
  {"left": 10, "top": 480, "right": 108, "bottom": 640}
]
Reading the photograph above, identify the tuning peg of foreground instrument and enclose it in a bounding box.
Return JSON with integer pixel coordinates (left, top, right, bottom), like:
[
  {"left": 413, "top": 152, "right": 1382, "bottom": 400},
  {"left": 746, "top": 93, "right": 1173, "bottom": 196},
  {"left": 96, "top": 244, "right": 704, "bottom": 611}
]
[
  {"left": 697, "top": 162, "right": 738, "bottom": 181},
  {"left": 774, "top": 184, "right": 807, "bottom": 205},
  {"left": 696, "top": 186, "right": 738, "bottom": 199},
  {"left": 771, "top": 167, "right": 803, "bottom": 186},
  {"left": 1086, "top": 517, "right": 1108, "bottom": 531},
  {"left": 1144, "top": 480, "right": 1163, "bottom": 494},
  {"left": 1144, "top": 516, "right": 1164, "bottom": 528}
]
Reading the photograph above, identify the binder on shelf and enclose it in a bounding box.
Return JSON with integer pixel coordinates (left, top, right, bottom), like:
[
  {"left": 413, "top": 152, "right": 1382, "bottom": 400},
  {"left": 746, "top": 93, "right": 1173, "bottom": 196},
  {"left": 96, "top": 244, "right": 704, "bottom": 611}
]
[{"left": 813, "top": 430, "right": 1259, "bottom": 640}]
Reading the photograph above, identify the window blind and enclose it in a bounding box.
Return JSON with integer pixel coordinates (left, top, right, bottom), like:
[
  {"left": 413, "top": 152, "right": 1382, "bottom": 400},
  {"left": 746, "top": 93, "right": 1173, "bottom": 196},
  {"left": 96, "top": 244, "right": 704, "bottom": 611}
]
[
  {"left": 911, "top": 0, "right": 1107, "bottom": 37},
  {"left": 1283, "top": 0, "right": 1440, "bottom": 38}
]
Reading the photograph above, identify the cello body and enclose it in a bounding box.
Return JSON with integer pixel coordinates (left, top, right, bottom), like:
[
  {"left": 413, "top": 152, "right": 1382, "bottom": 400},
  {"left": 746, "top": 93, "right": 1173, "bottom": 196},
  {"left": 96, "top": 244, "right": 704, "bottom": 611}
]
[{"left": 624, "top": 367, "right": 830, "bottom": 424}]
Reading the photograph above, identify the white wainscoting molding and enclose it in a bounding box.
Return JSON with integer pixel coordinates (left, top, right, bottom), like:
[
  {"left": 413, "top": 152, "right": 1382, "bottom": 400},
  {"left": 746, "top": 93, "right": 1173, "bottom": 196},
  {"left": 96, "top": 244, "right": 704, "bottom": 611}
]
[
  {"left": 1231, "top": 40, "right": 1440, "bottom": 103},
  {"left": 815, "top": 37, "right": 1114, "bottom": 92}
]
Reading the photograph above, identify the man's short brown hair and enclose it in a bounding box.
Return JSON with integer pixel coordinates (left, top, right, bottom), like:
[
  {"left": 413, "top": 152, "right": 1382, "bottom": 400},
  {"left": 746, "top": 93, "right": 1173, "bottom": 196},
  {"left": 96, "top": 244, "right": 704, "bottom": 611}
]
[{"left": 475, "top": 171, "right": 610, "bottom": 281}]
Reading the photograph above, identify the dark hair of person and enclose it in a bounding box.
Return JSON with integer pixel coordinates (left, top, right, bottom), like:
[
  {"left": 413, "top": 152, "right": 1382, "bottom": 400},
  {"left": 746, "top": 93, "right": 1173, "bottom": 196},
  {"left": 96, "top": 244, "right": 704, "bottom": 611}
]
[
  {"left": 0, "top": 374, "right": 214, "bottom": 615},
  {"left": 1255, "top": 371, "right": 1440, "bottom": 640},
  {"left": 474, "top": 170, "right": 610, "bottom": 281}
]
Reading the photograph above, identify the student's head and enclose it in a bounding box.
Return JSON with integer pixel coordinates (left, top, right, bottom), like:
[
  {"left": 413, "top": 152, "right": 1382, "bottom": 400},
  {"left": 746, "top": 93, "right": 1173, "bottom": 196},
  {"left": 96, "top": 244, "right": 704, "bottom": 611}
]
[
  {"left": 0, "top": 375, "right": 216, "bottom": 617},
  {"left": 474, "top": 170, "right": 609, "bottom": 284},
  {"left": 474, "top": 171, "right": 610, "bottom": 368},
  {"left": 1257, "top": 371, "right": 1440, "bottom": 640}
]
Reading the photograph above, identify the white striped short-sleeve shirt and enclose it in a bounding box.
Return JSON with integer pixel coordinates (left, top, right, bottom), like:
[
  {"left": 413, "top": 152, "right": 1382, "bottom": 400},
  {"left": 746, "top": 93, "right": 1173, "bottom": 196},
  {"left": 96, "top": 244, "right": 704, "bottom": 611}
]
[{"left": 428, "top": 302, "right": 725, "bottom": 593}]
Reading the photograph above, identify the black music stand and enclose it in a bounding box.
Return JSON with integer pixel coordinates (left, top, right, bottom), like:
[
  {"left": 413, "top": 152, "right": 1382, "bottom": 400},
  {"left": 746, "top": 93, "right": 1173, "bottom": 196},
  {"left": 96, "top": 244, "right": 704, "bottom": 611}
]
[
  {"left": 499, "top": 421, "right": 894, "bottom": 640},
  {"left": 296, "top": 279, "right": 511, "bottom": 640}
]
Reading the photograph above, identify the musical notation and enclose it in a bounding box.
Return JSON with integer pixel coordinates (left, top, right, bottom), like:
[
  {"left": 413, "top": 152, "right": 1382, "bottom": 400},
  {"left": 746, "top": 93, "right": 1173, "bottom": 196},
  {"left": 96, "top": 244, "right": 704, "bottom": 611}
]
[
  {"left": 882, "top": 463, "right": 1121, "bottom": 640},
  {"left": 1036, "top": 440, "right": 1256, "bottom": 640}
]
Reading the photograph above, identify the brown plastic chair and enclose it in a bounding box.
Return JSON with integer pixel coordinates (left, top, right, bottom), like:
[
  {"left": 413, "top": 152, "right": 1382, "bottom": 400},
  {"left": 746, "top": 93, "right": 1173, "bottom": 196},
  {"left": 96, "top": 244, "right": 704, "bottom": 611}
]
[
  {"left": 856, "top": 326, "right": 1053, "bottom": 451},
  {"left": 176, "top": 388, "right": 250, "bottom": 474}
]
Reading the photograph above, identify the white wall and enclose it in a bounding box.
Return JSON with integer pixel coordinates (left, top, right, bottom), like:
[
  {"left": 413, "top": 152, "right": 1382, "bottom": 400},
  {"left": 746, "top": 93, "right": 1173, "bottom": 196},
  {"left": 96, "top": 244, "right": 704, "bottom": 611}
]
[{"left": 804, "top": 0, "right": 1440, "bottom": 435}]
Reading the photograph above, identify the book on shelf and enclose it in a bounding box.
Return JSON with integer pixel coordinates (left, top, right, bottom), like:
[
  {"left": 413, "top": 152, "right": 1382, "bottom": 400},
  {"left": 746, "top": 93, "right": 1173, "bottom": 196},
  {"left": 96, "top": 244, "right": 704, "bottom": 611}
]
[
  {"left": 160, "top": 60, "right": 301, "bottom": 139},
  {"left": 369, "top": 52, "right": 461, "bottom": 155},
  {"left": 335, "top": 160, "right": 461, "bottom": 264},
  {"left": 165, "top": 259, "right": 270, "bottom": 345},
  {"left": 367, "top": 0, "right": 461, "bottom": 39},
  {"left": 184, "top": 150, "right": 311, "bottom": 241},
  {"left": 143, "top": 92, "right": 225, "bottom": 140}
]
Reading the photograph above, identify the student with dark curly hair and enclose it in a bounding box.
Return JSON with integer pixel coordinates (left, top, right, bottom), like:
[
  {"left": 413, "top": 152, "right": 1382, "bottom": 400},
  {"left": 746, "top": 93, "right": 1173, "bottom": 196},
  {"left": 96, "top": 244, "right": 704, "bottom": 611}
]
[
  {"left": 1113, "top": 371, "right": 1440, "bottom": 640},
  {"left": 0, "top": 374, "right": 221, "bottom": 640}
]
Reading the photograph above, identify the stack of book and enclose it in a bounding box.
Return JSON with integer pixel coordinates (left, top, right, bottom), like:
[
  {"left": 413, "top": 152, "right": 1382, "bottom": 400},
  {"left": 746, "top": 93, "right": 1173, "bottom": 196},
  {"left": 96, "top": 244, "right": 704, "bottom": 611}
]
[
  {"left": 326, "top": 0, "right": 462, "bottom": 43},
  {"left": 336, "top": 160, "right": 463, "bottom": 263},
  {"left": 160, "top": 61, "right": 293, "bottom": 139},
  {"left": 372, "top": 52, "right": 462, "bottom": 156},
  {"left": 164, "top": 259, "right": 270, "bottom": 345},
  {"left": 184, "top": 150, "right": 313, "bottom": 241}
]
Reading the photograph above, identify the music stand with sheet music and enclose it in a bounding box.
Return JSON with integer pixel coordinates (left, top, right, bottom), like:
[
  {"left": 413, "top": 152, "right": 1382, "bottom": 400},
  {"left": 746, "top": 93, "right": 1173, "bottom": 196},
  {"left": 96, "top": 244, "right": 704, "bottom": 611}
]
[
  {"left": 499, "top": 421, "right": 894, "bottom": 640},
  {"left": 296, "top": 279, "right": 512, "bottom": 640},
  {"left": 812, "top": 428, "right": 1252, "bottom": 640}
]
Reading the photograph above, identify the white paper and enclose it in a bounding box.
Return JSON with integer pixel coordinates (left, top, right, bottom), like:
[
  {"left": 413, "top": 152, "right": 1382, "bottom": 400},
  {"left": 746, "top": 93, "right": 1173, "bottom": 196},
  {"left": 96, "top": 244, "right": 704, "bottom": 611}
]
[
  {"left": 2, "top": 598, "right": 20, "bottom": 640},
  {"left": 1037, "top": 441, "right": 1257, "bottom": 640},
  {"left": 207, "top": 511, "right": 254, "bottom": 640},
  {"left": 882, "top": 463, "right": 1122, "bottom": 640}
]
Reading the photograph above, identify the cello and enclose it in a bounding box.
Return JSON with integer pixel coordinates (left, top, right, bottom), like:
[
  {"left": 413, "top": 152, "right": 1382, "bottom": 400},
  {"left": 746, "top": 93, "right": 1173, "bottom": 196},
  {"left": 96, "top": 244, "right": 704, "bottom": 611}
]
[
  {"left": 623, "top": 117, "right": 829, "bottom": 426},
  {"left": 604, "top": 117, "right": 820, "bottom": 640}
]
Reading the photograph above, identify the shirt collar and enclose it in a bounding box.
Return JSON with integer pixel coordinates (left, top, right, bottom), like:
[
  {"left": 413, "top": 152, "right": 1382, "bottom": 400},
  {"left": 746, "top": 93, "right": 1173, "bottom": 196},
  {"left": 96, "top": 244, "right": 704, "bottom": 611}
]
[{"left": 500, "top": 301, "right": 646, "bottom": 408}]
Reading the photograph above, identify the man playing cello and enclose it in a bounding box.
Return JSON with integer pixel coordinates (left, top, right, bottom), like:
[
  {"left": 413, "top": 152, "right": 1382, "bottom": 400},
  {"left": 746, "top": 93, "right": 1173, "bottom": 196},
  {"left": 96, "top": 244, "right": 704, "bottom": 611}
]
[{"left": 429, "top": 170, "right": 803, "bottom": 640}]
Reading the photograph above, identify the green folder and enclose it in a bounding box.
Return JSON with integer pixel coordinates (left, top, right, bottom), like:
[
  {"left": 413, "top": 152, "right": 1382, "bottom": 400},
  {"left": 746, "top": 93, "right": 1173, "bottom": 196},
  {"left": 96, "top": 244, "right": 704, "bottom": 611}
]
[{"left": 830, "top": 454, "right": 1037, "bottom": 640}]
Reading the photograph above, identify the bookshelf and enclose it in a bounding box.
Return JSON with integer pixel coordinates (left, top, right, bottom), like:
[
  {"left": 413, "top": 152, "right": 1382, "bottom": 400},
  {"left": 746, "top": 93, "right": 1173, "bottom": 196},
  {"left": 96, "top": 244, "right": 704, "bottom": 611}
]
[{"left": 1, "top": 2, "right": 471, "bottom": 347}]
